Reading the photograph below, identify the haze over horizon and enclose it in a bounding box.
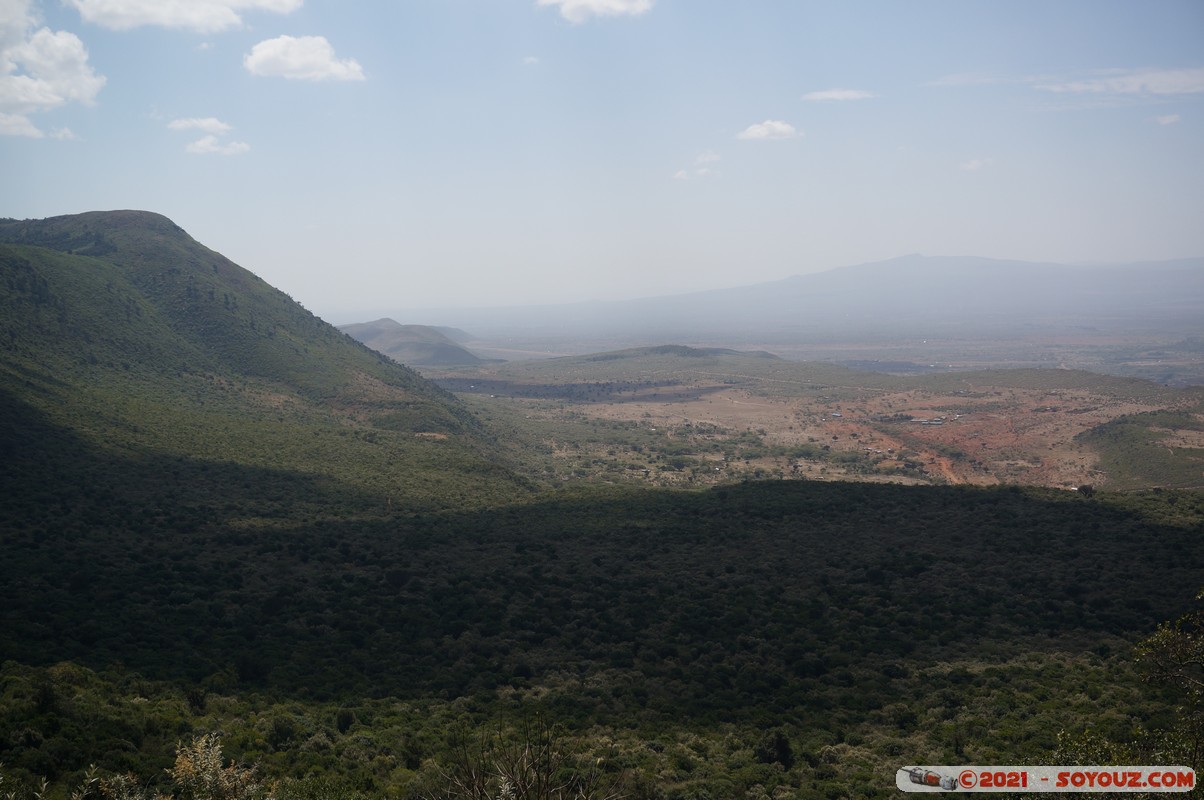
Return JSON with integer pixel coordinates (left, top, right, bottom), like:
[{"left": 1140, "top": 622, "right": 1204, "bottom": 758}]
[{"left": 2, "top": 0, "right": 1202, "bottom": 318}]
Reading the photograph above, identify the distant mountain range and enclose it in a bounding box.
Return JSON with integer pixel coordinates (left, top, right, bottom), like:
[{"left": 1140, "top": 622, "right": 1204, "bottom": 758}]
[{"left": 400, "top": 254, "right": 1204, "bottom": 343}]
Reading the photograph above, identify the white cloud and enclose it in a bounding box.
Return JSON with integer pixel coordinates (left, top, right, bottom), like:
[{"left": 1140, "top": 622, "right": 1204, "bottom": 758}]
[
  {"left": 1, "top": 0, "right": 35, "bottom": 50},
  {"left": 168, "top": 116, "right": 232, "bottom": 134},
  {"left": 1157, "top": 114, "right": 1181, "bottom": 125},
  {"left": 0, "top": 1, "right": 105, "bottom": 137},
  {"left": 50, "top": 125, "right": 77, "bottom": 139},
  {"left": 930, "top": 72, "right": 1013, "bottom": 88},
  {"left": 186, "top": 134, "right": 249, "bottom": 155},
  {"left": 64, "top": 0, "right": 302, "bottom": 33},
  {"left": 934, "top": 68, "right": 1204, "bottom": 112},
  {"left": 0, "top": 109, "right": 41, "bottom": 136},
  {"left": 802, "top": 88, "right": 876, "bottom": 101},
  {"left": 673, "top": 150, "right": 721, "bottom": 180},
  {"left": 536, "top": 0, "right": 653, "bottom": 24},
  {"left": 244, "top": 35, "right": 364, "bottom": 81},
  {"left": 522, "top": 55, "right": 539, "bottom": 65},
  {"left": 959, "top": 157, "right": 993, "bottom": 172},
  {"left": 168, "top": 115, "right": 246, "bottom": 153},
  {"left": 1035, "top": 67, "right": 1204, "bottom": 96},
  {"left": 736, "top": 120, "right": 799, "bottom": 141},
  {"left": 5, "top": 27, "right": 106, "bottom": 107}
]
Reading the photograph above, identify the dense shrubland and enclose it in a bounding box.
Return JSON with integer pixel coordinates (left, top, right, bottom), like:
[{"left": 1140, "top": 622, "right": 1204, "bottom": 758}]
[
  {"left": 3, "top": 479, "right": 1204, "bottom": 798},
  {"left": 0, "top": 618, "right": 1199, "bottom": 799}
]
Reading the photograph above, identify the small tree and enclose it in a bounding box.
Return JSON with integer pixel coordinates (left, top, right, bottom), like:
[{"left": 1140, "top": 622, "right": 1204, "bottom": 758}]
[
  {"left": 1135, "top": 589, "right": 1204, "bottom": 775},
  {"left": 1054, "top": 589, "right": 1204, "bottom": 786},
  {"left": 5, "top": 736, "right": 266, "bottom": 800},
  {"left": 169, "top": 734, "right": 270, "bottom": 800},
  {"left": 427, "top": 717, "right": 624, "bottom": 800}
]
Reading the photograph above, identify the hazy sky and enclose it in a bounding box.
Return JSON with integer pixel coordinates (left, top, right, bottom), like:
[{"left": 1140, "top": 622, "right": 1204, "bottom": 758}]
[{"left": 2, "top": 0, "right": 1202, "bottom": 320}]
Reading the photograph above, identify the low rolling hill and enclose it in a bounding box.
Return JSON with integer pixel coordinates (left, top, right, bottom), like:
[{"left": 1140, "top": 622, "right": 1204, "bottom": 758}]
[{"left": 339, "top": 318, "right": 492, "bottom": 366}]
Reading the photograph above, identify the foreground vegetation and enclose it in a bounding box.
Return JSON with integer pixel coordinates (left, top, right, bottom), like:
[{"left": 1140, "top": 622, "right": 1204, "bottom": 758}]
[
  {"left": 0, "top": 642, "right": 1191, "bottom": 799},
  {"left": 2, "top": 593, "right": 1203, "bottom": 800}
]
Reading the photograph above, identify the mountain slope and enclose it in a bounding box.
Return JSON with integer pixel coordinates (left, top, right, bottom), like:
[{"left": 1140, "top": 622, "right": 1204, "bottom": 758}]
[
  {"left": 0, "top": 211, "right": 466, "bottom": 409},
  {"left": 0, "top": 210, "right": 528, "bottom": 512}
]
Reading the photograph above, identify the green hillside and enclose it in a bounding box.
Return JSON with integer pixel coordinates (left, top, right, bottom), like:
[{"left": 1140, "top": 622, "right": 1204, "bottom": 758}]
[
  {"left": 0, "top": 211, "right": 468, "bottom": 411},
  {"left": 0, "top": 211, "right": 529, "bottom": 514}
]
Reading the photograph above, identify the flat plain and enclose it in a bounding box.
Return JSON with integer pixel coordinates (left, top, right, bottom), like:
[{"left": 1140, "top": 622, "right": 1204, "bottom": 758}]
[{"left": 429, "top": 345, "right": 1204, "bottom": 491}]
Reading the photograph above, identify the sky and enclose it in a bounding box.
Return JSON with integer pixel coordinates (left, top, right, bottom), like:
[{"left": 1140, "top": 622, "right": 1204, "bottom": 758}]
[{"left": 1, "top": 0, "right": 1202, "bottom": 321}]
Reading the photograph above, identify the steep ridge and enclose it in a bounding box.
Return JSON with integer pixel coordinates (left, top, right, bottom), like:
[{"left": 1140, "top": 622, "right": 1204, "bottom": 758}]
[
  {"left": 0, "top": 211, "right": 462, "bottom": 410},
  {"left": 0, "top": 210, "right": 528, "bottom": 513}
]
